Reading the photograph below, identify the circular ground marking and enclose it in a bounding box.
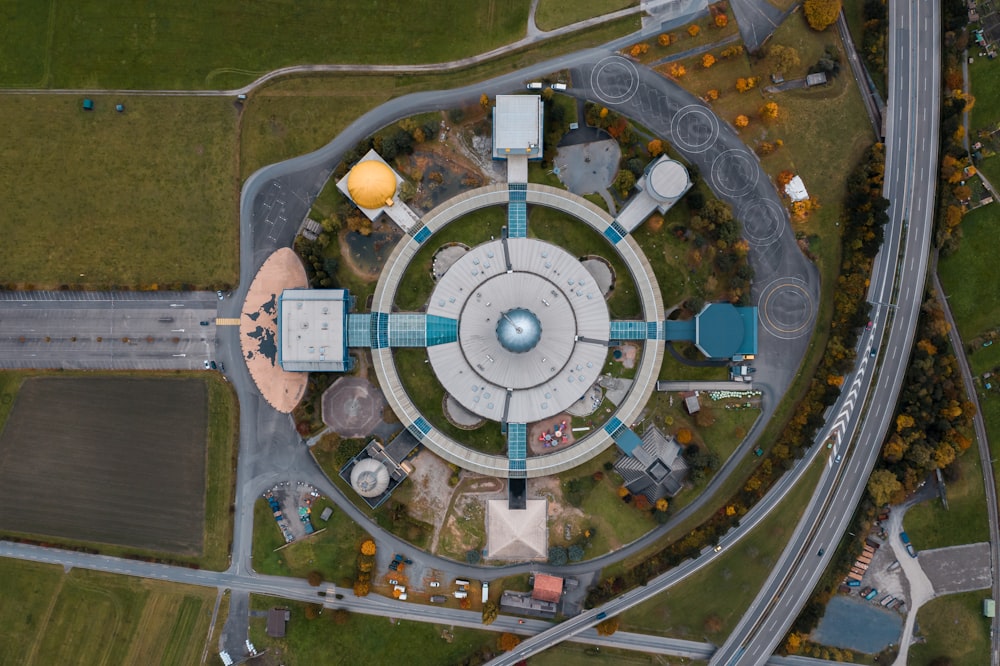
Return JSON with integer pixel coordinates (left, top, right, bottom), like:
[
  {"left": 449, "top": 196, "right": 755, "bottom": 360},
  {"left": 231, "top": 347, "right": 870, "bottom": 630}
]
[
  {"left": 590, "top": 56, "right": 639, "bottom": 105},
  {"left": 737, "top": 198, "right": 785, "bottom": 246},
  {"left": 670, "top": 104, "right": 719, "bottom": 154},
  {"left": 758, "top": 278, "right": 816, "bottom": 340},
  {"left": 710, "top": 149, "right": 760, "bottom": 198}
]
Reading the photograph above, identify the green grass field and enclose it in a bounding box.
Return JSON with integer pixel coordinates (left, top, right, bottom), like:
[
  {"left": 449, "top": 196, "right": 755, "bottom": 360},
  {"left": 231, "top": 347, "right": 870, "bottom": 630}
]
[
  {"left": 252, "top": 497, "right": 370, "bottom": 587},
  {"left": 968, "top": 55, "right": 1000, "bottom": 189},
  {"left": 6, "top": 0, "right": 532, "bottom": 89},
  {"left": 0, "top": 95, "right": 239, "bottom": 289},
  {"left": 903, "top": 447, "right": 989, "bottom": 550},
  {"left": 908, "top": 590, "right": 992, "bottom": 666},
  {"left": 939, "top": 205, "right": 1000, "bottom": 338},
  {"left": 620, "top": 456, "right": 824, "bottom": 642},
  {"left": 535, "top": 0, "right": 637, "bottom": 31},
  {"left": 0, "top": 559, "right": 216, "bottom": 666},
  {"left": 248, "top": 595, "right": 498, "bottom": 665}
]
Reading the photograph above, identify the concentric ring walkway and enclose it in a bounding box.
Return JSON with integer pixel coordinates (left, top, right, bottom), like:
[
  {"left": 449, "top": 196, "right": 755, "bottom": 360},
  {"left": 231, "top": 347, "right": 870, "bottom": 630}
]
[{"left": 369, "top": 183, "right": 664, "bottom": 478}]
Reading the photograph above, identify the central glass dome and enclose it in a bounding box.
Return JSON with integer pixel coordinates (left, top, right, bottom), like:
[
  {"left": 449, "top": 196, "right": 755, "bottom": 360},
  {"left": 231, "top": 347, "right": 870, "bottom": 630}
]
[{"left": 496, "top": 308, "right": 542, "bottom": 353}]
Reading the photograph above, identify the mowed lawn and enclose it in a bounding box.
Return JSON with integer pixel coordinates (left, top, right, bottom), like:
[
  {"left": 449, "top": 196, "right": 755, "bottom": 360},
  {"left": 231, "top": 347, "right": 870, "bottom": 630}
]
[
  {"left": 5, "top": 0, "right": 530, "bottom": 89},
  {"left": 0, "top": 376, "right": 207, "bottom": 555},
  {"left": 0, "top": 95, "right": 238, "bottom": 290},
  {"left": 908, "top": 590, "right": 992, "bottom": 666},
  {"left": 903, "top": 448, "right": 989, "bottom": 550},
  {"left": 0, "top": 559, "right": 217, "bottom": 666},
  {"left": 939, "top": 205, "right": 1000, "bottom": 338}
]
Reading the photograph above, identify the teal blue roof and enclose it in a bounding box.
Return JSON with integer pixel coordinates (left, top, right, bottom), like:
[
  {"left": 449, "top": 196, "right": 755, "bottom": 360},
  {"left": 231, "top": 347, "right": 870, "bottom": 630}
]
[{"left": 696, "top": 303, "right": 753, "bottom": 359}]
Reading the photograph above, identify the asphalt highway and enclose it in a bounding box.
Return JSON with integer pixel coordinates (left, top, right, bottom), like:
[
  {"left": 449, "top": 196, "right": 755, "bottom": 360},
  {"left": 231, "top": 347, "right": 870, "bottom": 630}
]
[
  {"left": 0, "top": 291, "right": 219, "bottom": 369},
  {"left": 709, "top": 0, "right": 942, "bottom": 662}
]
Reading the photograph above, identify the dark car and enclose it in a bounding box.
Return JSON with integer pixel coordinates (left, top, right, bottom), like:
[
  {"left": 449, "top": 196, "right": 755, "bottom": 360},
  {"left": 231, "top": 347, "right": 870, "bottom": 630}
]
[
  {"left": 200, "top": 321, "right": 209, "bottom": 326},
  {"left": 210, "top": 361, "right": 217, "bottom": 370},
  {"left": 818, "top": 548, "right": 825, "bottom": 556},
  {"left": 870, "top": 347, "right": 877, "bottom": 358}
]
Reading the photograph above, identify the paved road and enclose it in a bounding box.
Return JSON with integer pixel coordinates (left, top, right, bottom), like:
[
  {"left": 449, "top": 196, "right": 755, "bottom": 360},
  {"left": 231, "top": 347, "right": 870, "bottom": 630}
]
[
  {"left": 709, "top": 0, "right": 942, "bottom": 663},
  {"left": 0, "top": 291, "right": 219, "bottom": 369}
]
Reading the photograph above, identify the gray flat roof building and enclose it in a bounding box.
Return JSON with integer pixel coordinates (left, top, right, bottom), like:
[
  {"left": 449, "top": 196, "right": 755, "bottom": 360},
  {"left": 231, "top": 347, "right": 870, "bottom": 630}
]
[
  {"left": 278, "top": 289, "right": 352, "bottom": 372},
  {"left": 493, "top": 95, "right": 543, "bottom": 159}
]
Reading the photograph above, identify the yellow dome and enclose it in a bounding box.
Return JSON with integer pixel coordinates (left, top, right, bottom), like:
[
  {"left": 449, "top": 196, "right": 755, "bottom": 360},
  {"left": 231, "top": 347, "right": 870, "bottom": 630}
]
[{"left": 347, "top": 160, "right": 397, "bottom": 209}]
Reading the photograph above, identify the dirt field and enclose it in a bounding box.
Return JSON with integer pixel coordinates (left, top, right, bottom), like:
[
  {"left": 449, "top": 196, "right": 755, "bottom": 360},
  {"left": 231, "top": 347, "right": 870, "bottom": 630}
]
[{"left": 0, "top": 377, "right": 207, "bottom": 554}]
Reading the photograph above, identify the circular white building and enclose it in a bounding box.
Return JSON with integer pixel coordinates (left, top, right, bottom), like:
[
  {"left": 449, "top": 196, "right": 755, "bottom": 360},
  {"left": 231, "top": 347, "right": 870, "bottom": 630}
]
[
  {"left": 426, "top": 237, "right": 610, "bottom": 424},
  {"left": 350, "top": 458, "right": 391, "bottom": 498}
]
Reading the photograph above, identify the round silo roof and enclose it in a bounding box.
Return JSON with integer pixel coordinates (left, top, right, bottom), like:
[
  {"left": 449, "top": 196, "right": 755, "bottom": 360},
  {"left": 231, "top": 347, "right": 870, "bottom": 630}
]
[{"left": 350, "top": 458, "right": 390, "bottom": 497}]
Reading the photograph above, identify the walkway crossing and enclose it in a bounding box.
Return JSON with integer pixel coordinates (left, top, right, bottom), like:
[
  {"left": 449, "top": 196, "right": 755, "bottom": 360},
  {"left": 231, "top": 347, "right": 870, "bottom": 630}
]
[
  {"left": 507, "top": 423, "right": 527, "bottom": 478},
  {"left": 215, "top": 318, "right": 241, "bottom": 326}
]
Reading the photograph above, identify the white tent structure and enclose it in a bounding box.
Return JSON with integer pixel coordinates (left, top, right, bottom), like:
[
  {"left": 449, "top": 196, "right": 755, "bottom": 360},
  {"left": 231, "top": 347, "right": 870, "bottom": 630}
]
[{"left": 487, "top": 499, "right": 547, "bottom": 560}]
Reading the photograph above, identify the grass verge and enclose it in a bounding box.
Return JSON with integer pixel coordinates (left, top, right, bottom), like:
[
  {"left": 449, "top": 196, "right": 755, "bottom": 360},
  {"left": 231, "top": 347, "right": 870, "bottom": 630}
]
[
  {"left": 908, "top": 590, "right": 992, "bottom": 666},
  {"left": 535, "top": 0, "right": 638, "bottom": 31},
  {"left": 248, "top": 594, "right": 498, "bottom": 664}
]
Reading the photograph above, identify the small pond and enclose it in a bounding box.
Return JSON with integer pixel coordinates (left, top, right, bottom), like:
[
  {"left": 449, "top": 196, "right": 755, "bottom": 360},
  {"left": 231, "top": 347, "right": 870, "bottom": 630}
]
[{"left": 342, "top": 223, "right": 403, "bottom": 276}]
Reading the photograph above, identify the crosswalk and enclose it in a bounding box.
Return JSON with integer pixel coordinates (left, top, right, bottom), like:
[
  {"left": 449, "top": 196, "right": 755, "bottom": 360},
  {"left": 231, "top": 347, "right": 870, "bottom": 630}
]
[{"left": 215, "top": 318, "right": 241, "bottom": 326}]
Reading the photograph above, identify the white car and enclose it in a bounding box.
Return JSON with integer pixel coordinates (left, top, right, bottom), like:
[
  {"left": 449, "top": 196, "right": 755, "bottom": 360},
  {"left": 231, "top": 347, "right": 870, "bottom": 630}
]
[
  {"left": 429, "top": 581, "right": 440, "bottom": 588},
  {"left": 203, "top": 360, "right": 211, "bottom": 369}
]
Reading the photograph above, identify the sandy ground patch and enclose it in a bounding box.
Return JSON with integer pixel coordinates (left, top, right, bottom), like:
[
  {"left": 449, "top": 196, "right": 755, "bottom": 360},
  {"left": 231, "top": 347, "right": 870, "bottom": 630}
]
[{"left": 240, "top": 248, "right": 307, "bottom": 413}]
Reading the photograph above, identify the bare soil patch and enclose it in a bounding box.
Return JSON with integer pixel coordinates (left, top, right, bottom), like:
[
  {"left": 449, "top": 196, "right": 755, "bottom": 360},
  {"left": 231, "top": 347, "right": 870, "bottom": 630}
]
[{"left": 0, "top": 377, "right": 207, "bottom": 555}]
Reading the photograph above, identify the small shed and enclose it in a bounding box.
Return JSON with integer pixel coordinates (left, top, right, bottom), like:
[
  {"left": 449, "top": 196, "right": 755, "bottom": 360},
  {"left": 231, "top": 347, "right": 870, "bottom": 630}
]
[
  {"left": 805, "top": 72, "right": 828, "bottom": 87},
  {"left": 684, "top": 394, "right": 701, "bottom": 414},
  {"left": 320, "top": 506, "right": 333, "bottom": 521},
  {"left": 267, "top": 607, "right": 290, "bottom": 637},
  {"left": 985, "top": 598, "right": 995, "bottom": 618},
  {"left": 82, "top": 99, "right": 94, "bottom": 111}
]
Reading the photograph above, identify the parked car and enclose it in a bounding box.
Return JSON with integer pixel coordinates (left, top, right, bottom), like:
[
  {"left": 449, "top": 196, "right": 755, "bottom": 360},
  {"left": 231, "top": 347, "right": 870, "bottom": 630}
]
[
  {"left": 429, "top": 581, "right": 440, "bottom": 588},
  {"left": 203, "top": 360, "right": 211, "bottom": 369},
  {"left": 200, "top": 321, "right": 209, "bottom": 326}
]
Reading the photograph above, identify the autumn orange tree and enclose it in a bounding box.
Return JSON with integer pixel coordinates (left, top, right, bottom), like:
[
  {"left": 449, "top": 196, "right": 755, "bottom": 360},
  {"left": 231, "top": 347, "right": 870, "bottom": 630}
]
[
  {"left": 668, "top": 63, "right": 686, "bottom": 78},
  {"left": 715, "top": 13, "right": 728, "bottom": 28},
  {"left": 479, "top": 94, "right": 490, "bottom": 112},
  {"left": 688, "top": 24, "right": 700, "bottom": 37},
  {"left": 629, "top": 42, "right": 650, "bottom": 58},
  {"left": 658, "top": 33, "right": 672, "bottom": 47},
  {"left": 734, "top": 114, "right": 749, "bottom": 128},
  {"left": 676, "top": 428, "right": 693, "bottom": 445},
  {"left": 804, "top": 0, "right": 842, "bottom": 31},
  {"left": 498, "top": 633, "right": 521, "bottom": 651},
  {"left": 702, "top": 54, "right": 716, "bottom": 68},
  {"left": 759, "top": 102, "right": 779, "bottom": 121},
  {"left": 705, "top": 89, "right": 719, "bottom": 101},
  {"left": 647, "top": 139, "right": 664, "bottom": 157},
  {"left": 360, "top": 539, "right": 376, "bottom": 556}
]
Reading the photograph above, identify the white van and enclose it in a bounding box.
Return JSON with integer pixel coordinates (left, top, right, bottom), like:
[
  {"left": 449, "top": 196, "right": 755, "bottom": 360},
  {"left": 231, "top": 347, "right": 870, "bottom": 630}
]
[
  {"left": 551, "top": 83, "right": 567, "bottom": 91},
  {"left": 526, "top": 82, "right": 543, "bottom": 90}
]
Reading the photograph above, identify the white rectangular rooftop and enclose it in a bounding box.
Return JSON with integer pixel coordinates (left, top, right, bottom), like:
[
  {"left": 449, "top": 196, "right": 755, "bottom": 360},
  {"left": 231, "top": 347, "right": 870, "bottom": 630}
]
[
  {"left": 493, "top": 95, "right": 543, "bottom": 159},
  {"left": 279, "top": 289, "right": 350, "bottom": 372}
]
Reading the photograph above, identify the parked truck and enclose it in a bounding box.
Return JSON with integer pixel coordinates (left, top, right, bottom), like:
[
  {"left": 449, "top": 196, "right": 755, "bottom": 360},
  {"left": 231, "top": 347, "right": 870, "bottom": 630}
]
[{"left": 482, "top": 582, "right": 489, "bottom": 604}]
